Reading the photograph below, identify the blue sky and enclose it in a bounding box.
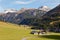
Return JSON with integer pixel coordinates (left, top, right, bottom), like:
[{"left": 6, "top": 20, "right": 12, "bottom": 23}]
[{"left": 0, "top": 0, "right": 60, "bottom": 12}]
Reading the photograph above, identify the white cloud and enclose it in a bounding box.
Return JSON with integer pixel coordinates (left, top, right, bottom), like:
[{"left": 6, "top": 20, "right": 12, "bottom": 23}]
[{"left": 13, "top": 0, "right": 36, "bottom": 4}]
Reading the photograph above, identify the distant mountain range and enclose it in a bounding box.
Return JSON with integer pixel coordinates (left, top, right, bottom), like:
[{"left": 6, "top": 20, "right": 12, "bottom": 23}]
[
  {"left": 0, "top": 5, "right": 60, "bottom": 25},
  {"left": 0, "top": 6, "right": 50, "bottom": 24}
]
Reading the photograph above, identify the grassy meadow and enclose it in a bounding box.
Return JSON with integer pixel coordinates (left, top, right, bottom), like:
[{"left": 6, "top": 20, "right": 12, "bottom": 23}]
[{"left": 0, "top": 21, "right": 60, "bottom": 40}]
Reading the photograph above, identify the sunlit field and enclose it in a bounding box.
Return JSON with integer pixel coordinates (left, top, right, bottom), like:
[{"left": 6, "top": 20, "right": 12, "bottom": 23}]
[{"left": 0, "top": 21, "right": 60, "bottom": 40}]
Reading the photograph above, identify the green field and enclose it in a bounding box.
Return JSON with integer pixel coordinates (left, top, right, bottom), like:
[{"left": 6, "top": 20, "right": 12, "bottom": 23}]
[{"left": 0, "top": 21, "right": 60, "bottom": 40}]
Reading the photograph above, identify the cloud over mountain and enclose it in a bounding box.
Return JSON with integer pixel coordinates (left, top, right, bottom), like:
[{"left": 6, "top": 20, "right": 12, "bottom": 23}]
[{"left": 13, "top": 0, "right": 36, "bottom": 4}]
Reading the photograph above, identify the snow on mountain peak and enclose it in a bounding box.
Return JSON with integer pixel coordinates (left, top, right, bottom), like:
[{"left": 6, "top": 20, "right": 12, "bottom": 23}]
[
  {"left": 3, "top": 9, "right": 17, "bottom": 13},
  {"left": 38, "top": 6, "right": 50, "bottom": 11}
]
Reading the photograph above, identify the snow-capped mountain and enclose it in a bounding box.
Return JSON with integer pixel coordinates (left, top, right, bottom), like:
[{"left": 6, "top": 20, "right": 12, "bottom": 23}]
[
  {"left": 0, "top": 6, "right": 50, "bottom": 24},
  {"left": 38, "top": 6, "right": 50, "bottom": 11},
  {"left": 3, "top": 9, "right": 17, "bottom": 13}
]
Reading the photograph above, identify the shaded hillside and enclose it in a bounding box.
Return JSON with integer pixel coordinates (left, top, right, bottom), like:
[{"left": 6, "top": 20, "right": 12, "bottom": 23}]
[
  {"left": 42, "top": 4, "right": 60, "bottom": 18},
  {"left": 26, "top": 4, "right": 60, "bottom": 30},
  {"left": 42, "top": 4, "right": 60, "bottom": 23},
  {"left": 38, "top": 4, "right": 60, "bottom": 32}
]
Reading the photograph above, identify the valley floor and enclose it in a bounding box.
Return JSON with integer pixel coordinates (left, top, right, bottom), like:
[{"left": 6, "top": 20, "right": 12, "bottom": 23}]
[{"left": 0, "top": 21, "right": 60, "bottom": 40}]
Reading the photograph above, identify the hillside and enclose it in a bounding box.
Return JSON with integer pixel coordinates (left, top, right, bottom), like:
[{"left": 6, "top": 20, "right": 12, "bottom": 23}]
[
  {"left": 0, "top": 21, "right": 60, "bottom": 40},
  {"left": 41, "top": 4, "right": 60, "bottom": 24},
  {"left": 39, "top": 4, "right": 60, "bottom": 32}
]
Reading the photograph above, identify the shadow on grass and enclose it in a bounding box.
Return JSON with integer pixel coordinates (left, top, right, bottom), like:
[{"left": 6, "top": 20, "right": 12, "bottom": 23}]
[{"left": 39, "top": 35, "right": 60, "bottom": 40}]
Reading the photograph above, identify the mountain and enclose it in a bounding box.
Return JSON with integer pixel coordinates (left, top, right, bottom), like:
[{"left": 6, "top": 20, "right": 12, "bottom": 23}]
[
  {"left": 41, "top": 4, "right": 60, "bottom": 26},
  {"left": 0, "top": 6, "right": 50, "bottom": 24},
  {"left": 0, "top": 5, "right": 60, "bottom": 30},
  {"left": 38, "top": 4, "right": 60, "bottom": 32},
  {"left": 42, "top": 4, "right": 60, "bottom": 19},
  {"left": 29, "top": 4, "right": 60, "bottom": 30},
  {"left": 38, "top": 6, "right": 50, "bottom": 11}
]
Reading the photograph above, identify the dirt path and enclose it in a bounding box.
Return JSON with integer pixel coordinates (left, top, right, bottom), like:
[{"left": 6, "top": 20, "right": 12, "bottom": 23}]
[
  {"left": 21, "top": 37, "right": 30, "bottom": 40},
  {"left": 21, "top": 36, "right": 38, "bottom": 40}
]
